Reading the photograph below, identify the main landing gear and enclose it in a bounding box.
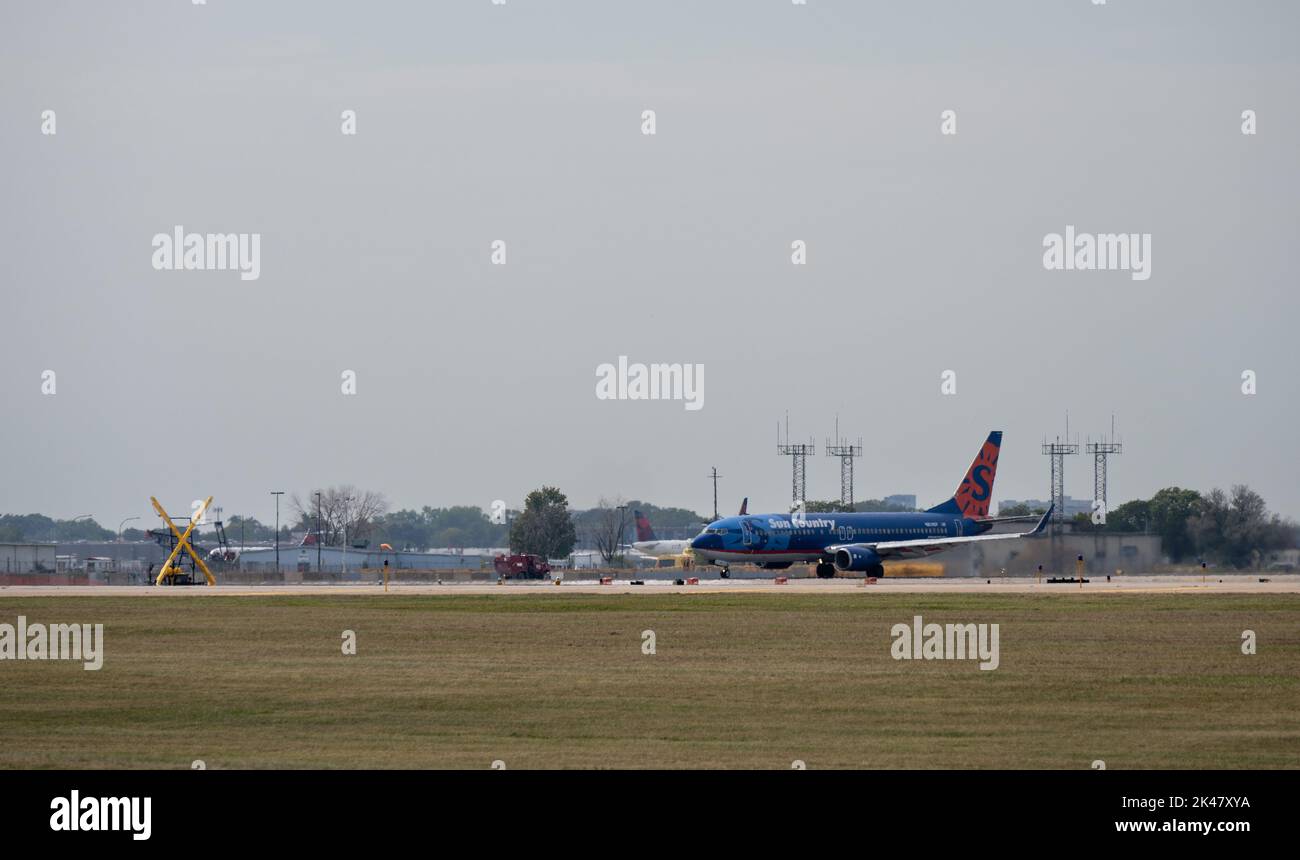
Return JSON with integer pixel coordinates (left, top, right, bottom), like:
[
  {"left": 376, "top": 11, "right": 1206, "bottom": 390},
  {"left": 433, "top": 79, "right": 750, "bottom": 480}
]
[
  {"left": 719, "top": 567, "right": 731, "bottom": 579},
  {"left": 815, "top": 562, "right": 836, "bottom": 579}
]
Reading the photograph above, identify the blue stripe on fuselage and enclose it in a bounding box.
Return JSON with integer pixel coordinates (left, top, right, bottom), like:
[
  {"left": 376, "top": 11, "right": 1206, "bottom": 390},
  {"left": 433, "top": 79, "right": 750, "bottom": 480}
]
[{"left": 691, "top": 512, "right": 987, "bottom": 557}]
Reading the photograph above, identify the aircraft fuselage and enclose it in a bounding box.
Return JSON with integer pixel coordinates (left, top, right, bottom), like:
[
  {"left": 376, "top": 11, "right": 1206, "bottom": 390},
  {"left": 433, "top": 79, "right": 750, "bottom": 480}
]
[{"left": 690, "top": 512, "right": 987, "bottom": 565}]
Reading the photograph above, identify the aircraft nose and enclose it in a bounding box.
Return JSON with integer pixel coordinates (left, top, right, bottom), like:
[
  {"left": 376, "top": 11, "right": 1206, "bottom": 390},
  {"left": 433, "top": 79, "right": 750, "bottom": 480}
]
[{"left": 692, "top": 532, "right": 720, "bottom": 552}]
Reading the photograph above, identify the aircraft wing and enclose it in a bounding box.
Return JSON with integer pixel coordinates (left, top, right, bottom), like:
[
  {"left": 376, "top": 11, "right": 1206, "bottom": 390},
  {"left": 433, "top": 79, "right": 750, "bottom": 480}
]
[{"left": 827, "top": 505, "right": 1053, "bottom": 561}]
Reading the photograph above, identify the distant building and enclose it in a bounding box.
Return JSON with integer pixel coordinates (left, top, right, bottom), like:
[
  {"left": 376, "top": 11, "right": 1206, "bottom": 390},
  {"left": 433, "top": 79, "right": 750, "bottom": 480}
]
[
  {"left": 883, "top": 494, "right": 917, "bottom": 510},
  {"left": 55, "top": 540, "right": 170, "bottom": 565},
  {"left": 237, "top": 545, "right": 486, "bottom": 573},
  {"left": 0, "top": 542, "right": 57, "bottom": 573},
  {"left": 568, "top": 551, "right": 604, "bottom": 570},
  {"left": 924, "top": 531, "right": 1161, "bottom": 576}
]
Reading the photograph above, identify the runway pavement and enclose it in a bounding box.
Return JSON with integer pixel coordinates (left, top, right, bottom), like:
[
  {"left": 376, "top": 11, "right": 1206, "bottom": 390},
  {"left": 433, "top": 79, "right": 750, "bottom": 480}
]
[{"left": 2, "top": 574, "right": 1297, "bottom": 596}]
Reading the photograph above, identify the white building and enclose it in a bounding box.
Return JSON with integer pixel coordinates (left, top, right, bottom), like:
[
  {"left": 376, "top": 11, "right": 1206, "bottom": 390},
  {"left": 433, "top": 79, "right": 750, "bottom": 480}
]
[{"left": 0, "top": 542, "right": 57, "bottom": 573}]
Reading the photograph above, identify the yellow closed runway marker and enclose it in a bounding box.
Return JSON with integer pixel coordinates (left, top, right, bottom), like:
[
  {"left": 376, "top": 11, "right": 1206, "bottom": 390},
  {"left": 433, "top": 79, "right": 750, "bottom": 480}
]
[{"left": 150, "top": 495, "right": 216, "bottom": 586}]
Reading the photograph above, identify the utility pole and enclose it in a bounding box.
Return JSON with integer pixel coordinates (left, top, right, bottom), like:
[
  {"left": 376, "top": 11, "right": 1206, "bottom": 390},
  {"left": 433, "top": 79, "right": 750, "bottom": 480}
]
[
  {"left": 342, "top": 496, "right": 355, "bottom": 576},
  {"left": 271, "top": 491, "right": 284, "bottom": 573},
  {"left": 117, "top": 516, "right": 139, "bottom": 543},
  {"left": 616, "top": 504, "right": 628, "bottom": 564},
  {"left": 709, "top": 467, "right": 722, "bottom": 521},
  {"left": 315, "top": 491, "right": 322, "bottom": 572}
]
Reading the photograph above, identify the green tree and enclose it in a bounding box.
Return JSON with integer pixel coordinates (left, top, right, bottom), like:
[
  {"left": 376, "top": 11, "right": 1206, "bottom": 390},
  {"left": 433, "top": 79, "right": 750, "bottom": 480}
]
[
  {"left": 509, "top": 486, "right": 577, "bottom": 559},
  {"left": 434, "top": 506, "right": 503, "bottom": 546},
  {"left": 376, "top": 506, "right": 509, "bottom": 550},
  {"left": 806, "top": 500, "right": 854, "bottom": 513},
  {"left": 1104, "top": 499, "right": 1150, "bottom": 533},
  {"left": 437, "top": 526, "right": 469, "bottom": 549},
  {"left": 1146, "top": 487, "right": 1202, "bottom": 562},
  {"left": 619, "top": 501, "right": 706, "bottom": 528},
  {"left": 379, "top": 509, "right": 431, "bottom": 550},
  {"left": 1191, "top": 485, "right": 1292, "bottom": 568},
  {"left": 0, "top": 513, "right": 116, "bottom": 542},
  {"left": 1071, "top": 512, "right": 1103, "bottom": 533},
  {"left": 851, "top": 498, "right": 918, "bottom": 513},
  {"left": 223, "top": 515, "right": 275, "bottom": 543}
]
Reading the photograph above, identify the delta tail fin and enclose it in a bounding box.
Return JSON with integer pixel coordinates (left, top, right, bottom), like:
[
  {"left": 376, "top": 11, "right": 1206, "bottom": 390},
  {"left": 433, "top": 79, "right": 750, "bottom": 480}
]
[
  {"left": 926, "top": 431, "right": 1002, "bottom": 518},
  {"left": 633, "top": 511, "right": 657, "bottom": 542}
]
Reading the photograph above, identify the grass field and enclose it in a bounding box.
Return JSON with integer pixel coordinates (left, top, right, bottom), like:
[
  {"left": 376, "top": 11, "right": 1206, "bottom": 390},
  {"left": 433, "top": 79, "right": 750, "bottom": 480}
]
[{"left": 1, "top": 593, "right": 1297, "bottom": 769}]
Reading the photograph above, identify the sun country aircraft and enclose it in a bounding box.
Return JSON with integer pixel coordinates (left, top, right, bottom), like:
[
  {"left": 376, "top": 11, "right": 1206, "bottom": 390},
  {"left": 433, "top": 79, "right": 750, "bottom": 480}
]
[
  {"left": 689, "top": 432, "right": 1051, "bottom": 578},
  {"left": 631, "top": 499, "right": 749, "bottom": 560}
]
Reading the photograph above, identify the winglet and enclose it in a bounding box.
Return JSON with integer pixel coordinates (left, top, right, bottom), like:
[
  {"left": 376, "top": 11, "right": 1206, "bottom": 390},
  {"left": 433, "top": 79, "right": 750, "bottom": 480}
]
[
  {"left": 738, "top": 497, "right": 748, "bottom": 516},
  {"left": 1029, "top": 504, "right": 1054, "bottom": 536}
]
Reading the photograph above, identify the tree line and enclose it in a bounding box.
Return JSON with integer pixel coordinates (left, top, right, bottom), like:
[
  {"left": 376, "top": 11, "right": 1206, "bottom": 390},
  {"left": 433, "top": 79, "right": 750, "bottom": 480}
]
[
  {"left": 1001, "top": 485, "right": 1297, "bottom": 568},
  {"left": 0, "top": 486, "right": 705, "bottom": 558},
  {"left": 6, "top": 483, "right": 1294, "bottom": 568}
]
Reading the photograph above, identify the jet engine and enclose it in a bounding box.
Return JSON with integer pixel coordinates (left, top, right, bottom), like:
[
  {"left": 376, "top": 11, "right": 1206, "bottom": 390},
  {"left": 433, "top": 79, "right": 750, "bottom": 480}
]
[{"left": 833, "top": 545, "right": 882, "bottom": 572}]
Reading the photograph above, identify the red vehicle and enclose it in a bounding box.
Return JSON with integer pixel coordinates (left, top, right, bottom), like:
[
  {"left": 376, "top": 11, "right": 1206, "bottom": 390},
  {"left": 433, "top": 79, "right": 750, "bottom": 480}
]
[{"left": 493, "top": 553, "right": 552, "bottom": 579}]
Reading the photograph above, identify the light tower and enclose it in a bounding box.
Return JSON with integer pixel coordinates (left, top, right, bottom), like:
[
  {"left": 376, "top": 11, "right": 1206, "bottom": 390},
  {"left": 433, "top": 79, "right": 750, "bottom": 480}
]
[
  {"left": 1041, "top": 413, "right": 1079, "bottom": 526},
  {"left": 1085, "top": 416, "right": 1123, "bottom": 519},
  {"left": 825, "top": 417, "right": 863, "bottom": 509},
  {"left": 777, "top": 415, "right": 815, "bottom": 509}
]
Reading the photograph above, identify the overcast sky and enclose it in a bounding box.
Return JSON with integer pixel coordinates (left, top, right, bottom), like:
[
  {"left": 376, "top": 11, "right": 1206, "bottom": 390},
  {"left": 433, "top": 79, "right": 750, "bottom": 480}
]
[{"left": 1, "top": 1, "right": 1297, "bottom": 530}]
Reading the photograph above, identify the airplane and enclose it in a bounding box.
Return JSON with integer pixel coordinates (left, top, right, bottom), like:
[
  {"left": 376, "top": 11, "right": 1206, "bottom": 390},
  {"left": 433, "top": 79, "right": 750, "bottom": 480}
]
[
  {"left": 631, "top": 499, "right": 749, "bottom": 559},
  {"left": 689, "top": 431, "right": 1052, "bottom": 578},
  {"left": 206, "top": 530, "right": 317, "bottom": 563}
]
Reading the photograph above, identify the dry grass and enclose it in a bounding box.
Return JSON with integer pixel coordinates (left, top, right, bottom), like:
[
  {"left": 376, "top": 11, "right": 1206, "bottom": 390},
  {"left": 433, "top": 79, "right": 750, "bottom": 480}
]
[{"left": 0, "top": 593, "right": 1297, "bottom": 769}]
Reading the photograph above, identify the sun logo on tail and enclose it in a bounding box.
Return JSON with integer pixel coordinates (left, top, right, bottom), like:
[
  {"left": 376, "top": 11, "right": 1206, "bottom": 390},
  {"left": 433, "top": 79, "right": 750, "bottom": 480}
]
[{"left": 955, "top": 435, "right": 1001, "bottom": 518}]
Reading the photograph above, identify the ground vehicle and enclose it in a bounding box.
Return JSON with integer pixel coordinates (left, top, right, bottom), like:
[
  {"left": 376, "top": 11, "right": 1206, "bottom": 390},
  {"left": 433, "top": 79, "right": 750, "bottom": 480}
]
[{"left": 493, "top": 553, "right": 552, "bottom": 579}]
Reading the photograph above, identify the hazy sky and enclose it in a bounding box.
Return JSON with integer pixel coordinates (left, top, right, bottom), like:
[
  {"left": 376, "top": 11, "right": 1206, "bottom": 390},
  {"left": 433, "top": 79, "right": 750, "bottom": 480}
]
[{"left": 2, "top": 1, "right": 1297, "bottom": 530}]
